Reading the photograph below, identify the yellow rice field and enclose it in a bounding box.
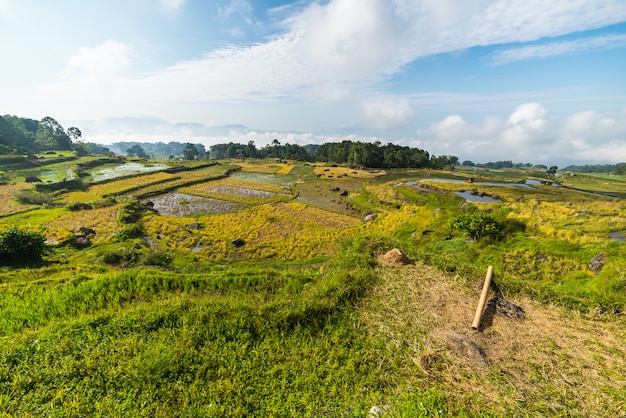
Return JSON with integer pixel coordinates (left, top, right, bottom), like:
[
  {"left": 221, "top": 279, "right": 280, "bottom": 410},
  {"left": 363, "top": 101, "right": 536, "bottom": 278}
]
[
  {"left": 44, "top": 205, "right": 121, "bottom": 244},
  {"left": 178, "top": 177, "right": 293, "bottom": 205},
  {"left": 0, "top": 183, "right": 37, "bottom": 216}
]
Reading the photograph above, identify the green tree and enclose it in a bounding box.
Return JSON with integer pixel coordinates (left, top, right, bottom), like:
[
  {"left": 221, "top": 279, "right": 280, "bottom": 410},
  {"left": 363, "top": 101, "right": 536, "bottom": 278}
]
[
  {"left": 127, "top": 144, "right": 149, "bottom": 159},
  {"left": 67, "top": 126, "right": 82, "bottom": 143},
  {"left": 0, "top": 226, "right": 47, "bottom": 263},
  {"left": 183, "top": 143, "right": 199, "bottom": 160},
  {"left": 35, "top": 116, "right": 72, "bottom": 150}
]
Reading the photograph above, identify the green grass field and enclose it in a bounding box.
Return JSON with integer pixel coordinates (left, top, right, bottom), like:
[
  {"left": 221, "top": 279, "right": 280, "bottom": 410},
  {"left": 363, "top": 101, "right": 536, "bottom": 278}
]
[{"left": 0, "top": 157, "right": 625, "bottom": 416}]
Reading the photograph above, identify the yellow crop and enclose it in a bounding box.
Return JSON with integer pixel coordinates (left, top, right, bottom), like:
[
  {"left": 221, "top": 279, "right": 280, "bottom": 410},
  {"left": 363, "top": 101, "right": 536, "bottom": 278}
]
[
  {"left": 179, "top": 178, "right": 293, "bottom": 205},
  {"left": 0, "top": 184, "right": 36, "bottom": 215},
  {"left": 44, "top": 205, "right": 121, "bottom": 244}
]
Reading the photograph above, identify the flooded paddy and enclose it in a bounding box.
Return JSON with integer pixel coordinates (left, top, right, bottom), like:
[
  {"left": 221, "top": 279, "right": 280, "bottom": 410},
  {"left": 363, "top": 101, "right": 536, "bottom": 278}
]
[
  {"left": 89, "top": 162, "right": 169, "bottom": 182},
  {"left": 454, "top": 190, "right": 503, "bottom": 203},
  {"left": 230, "top": 171, "right": 297, "bottom": 187},
  {"left": 149, "top": 193, "right": 248, "bottom": 217}
]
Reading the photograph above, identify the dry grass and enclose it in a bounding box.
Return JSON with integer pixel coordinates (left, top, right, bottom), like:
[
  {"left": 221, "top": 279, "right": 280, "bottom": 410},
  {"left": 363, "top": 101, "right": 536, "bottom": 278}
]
[
  {"left": 360, "top": 262, "right": 626, "bottom": 416},
  {"left": 44, "top": 205, "right": 121, "bottom": 244},
  {"left": 0, "top": 183, "right": 36, "bottom": 215}
]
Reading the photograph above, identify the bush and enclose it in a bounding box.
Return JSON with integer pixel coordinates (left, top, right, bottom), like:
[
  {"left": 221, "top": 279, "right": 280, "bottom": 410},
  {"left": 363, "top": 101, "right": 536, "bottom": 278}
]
[
  {"left": 0, "top": 226, "right": 47, "bottom": 264},
  {"left": 14, "top": 189, "right": 53, "bottom": 206},
  {"left": 118, "top": 198, "right": 145, "bottom": 224},
  {"left": 449, "top": 212, "right": 502, "bottom": 241}
]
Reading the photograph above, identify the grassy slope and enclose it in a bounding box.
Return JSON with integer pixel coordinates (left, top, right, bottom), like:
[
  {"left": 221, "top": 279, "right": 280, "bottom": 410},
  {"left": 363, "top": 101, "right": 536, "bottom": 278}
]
[{"left": 1, "top": 159, "right": 625, "bottom": 416}]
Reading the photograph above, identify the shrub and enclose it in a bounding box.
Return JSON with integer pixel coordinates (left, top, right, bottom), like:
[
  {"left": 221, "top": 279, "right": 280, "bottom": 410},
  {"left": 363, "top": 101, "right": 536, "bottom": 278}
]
[
  {"left": 449, "top": 212, "right": 502, "bottom": 241},
  {"left": 0, "top": 226, "right": 47, "bottom": 263},
  {"left": 14, "top": 189, "right": 53, "bottom": 206},
  {"left": 118, "top": 223, "right": 146, "bottom": 240},
  {"left": 142, "top": 251, "right": 173, "bottom": 267},
  {"left": 117, "top": 198, "right": 145, "bottom": 224}
]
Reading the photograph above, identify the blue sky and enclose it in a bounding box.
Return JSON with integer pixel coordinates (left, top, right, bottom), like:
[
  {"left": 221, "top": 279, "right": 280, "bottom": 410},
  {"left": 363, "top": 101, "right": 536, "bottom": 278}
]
[{"left": 1, "top": 0, "right": 625, "bottom": 165}]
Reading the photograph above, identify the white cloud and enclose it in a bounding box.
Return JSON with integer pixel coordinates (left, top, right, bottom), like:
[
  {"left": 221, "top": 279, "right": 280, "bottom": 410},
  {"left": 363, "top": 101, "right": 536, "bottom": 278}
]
[
  {"left": 416, "top": 104, "right": 626, "bottom": 165},
  {"left": 490, "top": 34, "right": 626, "bottom": 65},
  {"left": 361, "top": 96, "right": 414, "bottom": 129},
  {"left": 160, "top": 0, "right": 186, "bottom": 14},
  {"left": 218, "top": 0, "right": 253, "bottom": 24},
  {"left": 42, "top": 0, "right": 626, "bottom": 106},
  {"left": 66, "top": 40, "right": 133, "bottom": 81}
]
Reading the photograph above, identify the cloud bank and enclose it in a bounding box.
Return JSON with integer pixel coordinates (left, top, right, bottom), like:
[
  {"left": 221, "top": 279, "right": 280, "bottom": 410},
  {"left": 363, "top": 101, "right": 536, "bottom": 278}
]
[{"left": 415, "top": 104, "right": 626, "bottom": 165}]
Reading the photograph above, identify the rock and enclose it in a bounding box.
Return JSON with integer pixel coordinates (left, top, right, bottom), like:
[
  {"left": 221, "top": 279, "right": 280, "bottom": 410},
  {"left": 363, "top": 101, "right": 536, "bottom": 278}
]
[
  {"left": 73, "top": 234, "right": 91, "bottom": 248},
  {"left": 382, "top": 248, "right": 411, "bottom": 265},
  {"left": 362, "top": 213, "right": 378, "bottom": 222},
  {"left": 433, "top": 208, "right": 442, "bottom": 215},
  {"left": 187, "top": 222, "right": 201, "bottom": 230},
  {"left": 68, "top": 202, "right": 93, "bottom": 211},
  {"left": 330, "top": 186, "right": 340, "bottom": 192},
  {"left": 589, "top": 253, "right": 606, "bottom": 274},
  {"left": 337, "top": 173, "right": 347, "bottom": 178},
  {"left": 25, "top": 176, "right": 42, "bottom": 183},
  {"left": 144, "top": 200, "right": 155, "bottom": 207},
  {"left": 368, "top": 405, "right": 390, "bottom": 417},
  {"left": 339, "top": 190, "right": 348, "bottom": 196},
  {"left": 231, "top": 238, "right": 245, "bottom": 247},
  {"left": 79, "top": 227, "right": 96, "bottom": 236},
  {"left": 486, "top": 297, "right": 525, "bottom": 319}
]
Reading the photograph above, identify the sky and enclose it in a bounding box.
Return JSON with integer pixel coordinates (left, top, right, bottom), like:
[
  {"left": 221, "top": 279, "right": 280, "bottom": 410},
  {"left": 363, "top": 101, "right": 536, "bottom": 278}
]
[{"left": 1, "top": 0, "right": 625, "bottom": 166}]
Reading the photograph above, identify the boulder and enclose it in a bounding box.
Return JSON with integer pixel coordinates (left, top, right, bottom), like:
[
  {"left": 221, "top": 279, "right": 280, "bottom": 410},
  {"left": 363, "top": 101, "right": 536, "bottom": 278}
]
[
  {"left": 79, "top": 227, "right": 96, "bottom": 236},
  {"left": 362, "top": 213, "right": 378, "bottom": 222},
  {"left": 25, "top": 176, "right": 42, "bottom": 183},
  {"left": 73, "top": 234, "right": 91, "bottom": 248},
  {"left": 589, "top": 253, "right": 606, "bottom": 274},
  {"left": 68, "top": 202, "right": 93, "bottom": 211},
  {"left": 231, "top": 238, "right": 245, "bottom": 247}
]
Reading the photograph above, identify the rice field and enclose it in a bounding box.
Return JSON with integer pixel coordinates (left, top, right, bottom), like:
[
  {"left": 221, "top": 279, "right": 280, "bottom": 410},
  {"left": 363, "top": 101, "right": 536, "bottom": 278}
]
[
  {"left": 0, "top": 183, "right": 36, "bottom": 216},
  {"left": 179, "top": 177, "right": 294, "bottom": 205}
]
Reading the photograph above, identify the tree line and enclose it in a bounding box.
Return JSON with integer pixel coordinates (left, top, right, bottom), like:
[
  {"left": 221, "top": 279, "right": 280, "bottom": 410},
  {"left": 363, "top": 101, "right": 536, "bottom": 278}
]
[
  {"left": 209, "top": 139, "right": 458, "bottom": 169},
  {"left": 0, "top": 115, "right": 83, "bottom": 154}
]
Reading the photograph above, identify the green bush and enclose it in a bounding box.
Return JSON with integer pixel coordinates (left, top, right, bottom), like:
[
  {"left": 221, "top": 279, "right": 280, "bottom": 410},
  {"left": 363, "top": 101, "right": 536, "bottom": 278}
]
[
  {"left": 449, "top": 212, "right": 502, "bottom": 241},
  {"left": 0, "top": 226, "right": 47, "bottom": 263},
  {"left": 117, "top": 198, "right": 145, "bottom": 224},
  {"left": 14, "top": 189, "right": 53, "bottom": 205}
]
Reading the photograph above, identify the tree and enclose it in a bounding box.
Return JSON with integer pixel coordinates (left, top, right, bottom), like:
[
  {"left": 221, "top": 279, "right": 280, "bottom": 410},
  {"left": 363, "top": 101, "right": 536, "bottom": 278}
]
[
  {"left": 67, "top": 126, "right": 82, "bottom": 142},
  {"left": 0, "top": 226, "right": 47, "bottom": 264},
  {"left": 183, "top": 143, "right": 199, "bottom": 160},
  {"left": 127, "top": 144, "right": 149, "bottom": 159},
  {"left": 35, "top": 116, "right": 72, "bottom": 150}
]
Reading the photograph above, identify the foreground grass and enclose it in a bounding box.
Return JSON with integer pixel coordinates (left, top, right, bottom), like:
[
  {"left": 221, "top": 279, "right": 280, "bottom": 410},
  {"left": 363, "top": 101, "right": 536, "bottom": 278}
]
[
  {"left": 3, "top": 238, "right": 625, "bottom": 416},
  {"left": 1, "top": 159, "right": 625, "bottom": 416},
  {"left": 0, "top": 237, "right": 420, "bottom": 416}
]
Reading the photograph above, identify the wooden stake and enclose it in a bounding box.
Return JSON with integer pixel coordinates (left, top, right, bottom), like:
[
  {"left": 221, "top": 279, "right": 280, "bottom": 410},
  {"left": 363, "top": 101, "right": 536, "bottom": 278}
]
[{"left": 471, "top": 265, "right": 494, "bottom": 330}]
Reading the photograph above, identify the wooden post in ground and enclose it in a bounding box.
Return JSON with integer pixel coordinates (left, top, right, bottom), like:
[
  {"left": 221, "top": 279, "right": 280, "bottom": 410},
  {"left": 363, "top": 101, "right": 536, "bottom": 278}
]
[{"left": 472, "top": 265, "right": 494, "bottom": 330}]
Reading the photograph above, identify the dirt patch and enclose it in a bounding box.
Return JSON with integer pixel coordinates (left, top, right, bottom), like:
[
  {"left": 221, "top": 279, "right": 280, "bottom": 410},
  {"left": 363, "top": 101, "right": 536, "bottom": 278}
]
[
  {"left": 380, "top": 248, "right": 411, "bottom": 265},
  {"left": 359, "top": 263, "right": 626, "bottom": 415}
]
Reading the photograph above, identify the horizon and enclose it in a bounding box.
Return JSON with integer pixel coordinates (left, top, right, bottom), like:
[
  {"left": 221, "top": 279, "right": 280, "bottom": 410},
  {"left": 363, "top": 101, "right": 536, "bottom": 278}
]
[{"left": 1, "top": 0, "right": 625, "bottom": 167}]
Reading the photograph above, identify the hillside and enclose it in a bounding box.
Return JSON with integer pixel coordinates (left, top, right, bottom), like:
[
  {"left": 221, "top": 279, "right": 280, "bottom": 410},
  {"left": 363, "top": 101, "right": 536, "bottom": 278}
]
[{"left": 0, "top": 157, "right": 625, "bottom": 416}]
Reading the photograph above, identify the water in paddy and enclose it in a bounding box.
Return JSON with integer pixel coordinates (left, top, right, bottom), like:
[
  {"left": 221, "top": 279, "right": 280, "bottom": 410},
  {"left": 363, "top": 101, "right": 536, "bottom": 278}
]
[
  {"left": 89, "top": 162, "right": 169, "bottom": 182},
  {"left": 149, "top": 192, "right": 248, "bottom": 217},
  {"left": 230, "top": 171, "right": 296, "bottom": 187}
]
